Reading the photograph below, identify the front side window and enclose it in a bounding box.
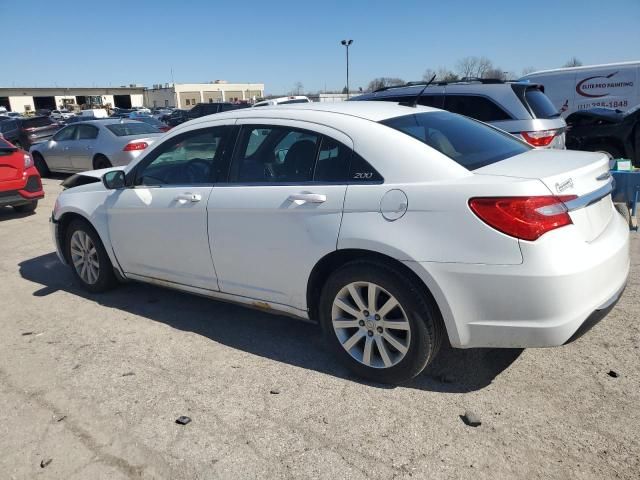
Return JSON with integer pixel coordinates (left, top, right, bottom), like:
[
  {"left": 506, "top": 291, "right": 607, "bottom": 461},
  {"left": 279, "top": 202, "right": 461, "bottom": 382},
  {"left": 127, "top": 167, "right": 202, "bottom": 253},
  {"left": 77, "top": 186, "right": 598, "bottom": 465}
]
[
  {"left": 76, "top": 124, "right": 99, "bottom": 140},
  {"left": 231, "top": 126, "right": 319, "bottom": 183},
  {"left": 381, "top": 111, "right": 530, "bottom": 170},
  {"left": 53, "top": 126, "right": 76, "bottom": 141},
  {"left": 137, "top": 127, "right": 229, "bottom": 186}
]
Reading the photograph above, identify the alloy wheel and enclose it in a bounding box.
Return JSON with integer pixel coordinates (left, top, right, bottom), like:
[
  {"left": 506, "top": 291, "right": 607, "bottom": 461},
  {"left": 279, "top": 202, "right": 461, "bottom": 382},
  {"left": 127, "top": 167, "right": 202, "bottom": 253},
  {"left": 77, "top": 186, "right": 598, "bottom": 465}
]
[
  {"left": 70, "top": 230, "right": 100, "bottom": 285},
  {"left": 331, "top": 281, "right": 411, "bottom": 369}
]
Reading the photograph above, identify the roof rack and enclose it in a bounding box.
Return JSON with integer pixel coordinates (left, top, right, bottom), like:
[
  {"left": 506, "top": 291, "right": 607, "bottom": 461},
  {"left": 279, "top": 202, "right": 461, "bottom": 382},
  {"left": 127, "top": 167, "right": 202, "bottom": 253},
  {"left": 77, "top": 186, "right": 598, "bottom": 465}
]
[{"left": 372, "top": 77, "right": 509, "bottom": 93}]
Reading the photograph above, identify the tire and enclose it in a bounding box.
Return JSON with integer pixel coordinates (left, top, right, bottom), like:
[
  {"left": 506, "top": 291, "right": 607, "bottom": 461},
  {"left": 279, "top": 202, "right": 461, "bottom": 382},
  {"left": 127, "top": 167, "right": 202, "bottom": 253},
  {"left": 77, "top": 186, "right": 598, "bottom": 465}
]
[
  {"left": 13, "top": 200, "right": 38, "bottom": 213},
  {"left": 318, "top": 260, "right": 443, "bottom": 385},
  {"left": 65, "top": 219, "right": 117, "bottom": 293},
  {"left": 614, "top": 202, "right": 631, "bottom": 228},
  {"left": 597, "top": 145, "right": 623, "bottom": 160},
  {"left": 32, "top": 152, "right": 50, "bottom": 177},
  {"left": 93, "top": 155, "right": 112, "bottom": 170}
]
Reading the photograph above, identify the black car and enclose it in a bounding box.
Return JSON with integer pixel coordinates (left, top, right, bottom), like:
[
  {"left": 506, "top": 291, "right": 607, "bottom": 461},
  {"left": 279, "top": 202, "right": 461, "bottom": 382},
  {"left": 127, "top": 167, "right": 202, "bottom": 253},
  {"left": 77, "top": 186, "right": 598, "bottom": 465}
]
[
  {"left": 186, "top": 102, "right": 249, "bottom": 121},
  {"left": 566, "top": 105, "right": 640, "bottom": 166},
  {"left": 0, "top": 117, "right": 20, "bottom": 145},
  {"left": 165, "top": 109, "right": 189, "bottom": 127}
]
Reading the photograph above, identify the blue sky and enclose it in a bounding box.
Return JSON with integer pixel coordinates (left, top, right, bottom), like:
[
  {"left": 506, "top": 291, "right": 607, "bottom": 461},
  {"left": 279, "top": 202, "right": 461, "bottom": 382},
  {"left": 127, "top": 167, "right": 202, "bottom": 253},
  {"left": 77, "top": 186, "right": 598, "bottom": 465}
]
[{"left": 1, "top": 0, "right": 639, "bottom": 94}]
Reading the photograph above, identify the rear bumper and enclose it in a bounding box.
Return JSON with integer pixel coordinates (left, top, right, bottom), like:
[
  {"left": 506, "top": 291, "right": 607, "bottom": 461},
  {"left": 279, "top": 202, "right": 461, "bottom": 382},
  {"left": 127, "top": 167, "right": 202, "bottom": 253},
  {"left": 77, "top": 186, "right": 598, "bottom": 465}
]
[
  {"left": 0, "top": 173, "right": 44, "bottom": 207},
  {"left": 405, "top": 208, "right": 630, "bottom": 348}
]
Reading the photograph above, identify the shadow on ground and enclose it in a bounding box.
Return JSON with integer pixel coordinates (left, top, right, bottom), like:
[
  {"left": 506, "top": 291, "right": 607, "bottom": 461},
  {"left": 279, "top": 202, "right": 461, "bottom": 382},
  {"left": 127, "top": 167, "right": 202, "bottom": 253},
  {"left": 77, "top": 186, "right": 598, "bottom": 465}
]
[
  {"left": 0, "top": 205, "right": 36, "bottom": 221},
  {"left": 19, "top": 252, "right": 522, "bottom": 393}
]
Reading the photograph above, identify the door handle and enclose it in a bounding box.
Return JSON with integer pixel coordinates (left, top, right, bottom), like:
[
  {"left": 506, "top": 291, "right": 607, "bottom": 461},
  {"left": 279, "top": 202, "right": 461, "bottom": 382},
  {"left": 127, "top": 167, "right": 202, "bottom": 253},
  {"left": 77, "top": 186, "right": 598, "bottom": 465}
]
[
  {"left": 287, "top": 193, "right": 327, "bottom": 205},
  {"left": 174, "top": 193, "right": 202, "bottom": 203}
]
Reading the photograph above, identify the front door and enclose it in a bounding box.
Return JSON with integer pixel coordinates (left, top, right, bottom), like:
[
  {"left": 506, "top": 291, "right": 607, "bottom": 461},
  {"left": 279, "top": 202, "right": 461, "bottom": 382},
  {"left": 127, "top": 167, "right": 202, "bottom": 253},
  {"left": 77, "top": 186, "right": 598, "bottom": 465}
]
[
  {"left": 45, "top": 125, "right": 76, "bottom": 171},
  {"left": 106, "top": 125, "right": 232, "bottom": 290},
  {"left": 208, "top": 121, "right": 352, "bottom": 310}
]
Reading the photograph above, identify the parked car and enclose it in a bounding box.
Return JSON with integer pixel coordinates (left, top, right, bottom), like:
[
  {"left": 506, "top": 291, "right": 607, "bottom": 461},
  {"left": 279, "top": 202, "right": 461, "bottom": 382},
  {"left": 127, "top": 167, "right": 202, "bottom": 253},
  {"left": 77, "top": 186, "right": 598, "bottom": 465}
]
[
  {"left": 165, "top": 109, "right": 189, "bottom": 127},
  {"left": 152, "top": 108, "right": 173, "bottom": 120},
  {"left": 30, "top": 119, "right": 163, "bottom": 175},
  {"left": 0, "top": 138, "right": 44, "bottom": 213},
  {"left": 35, "top": 109, "right": 52, "bottom": 117},
  {"left": 129, "top": 114, "right": 170, "bottom": 132},
  {"left": 50, "top": 102, "right": 628, "bottom": 384},
  {"left": 0, "top": 117, "right": 20, "bottom": 145},
  {"left": 521, "top": 61, "right": 640, "bottom": 117},
  {"left": 185, "top": 102, "right": 249, "bottom": 122},
  {"left": 2, "top": 111, "right": 22, "bottom": 119},
  {"left": 14, "top": 116, "right": 60, "bottom": 150},
  {"left": 353, "top": 79, "right": 567, "bottom": 149},
  {"left": 252, "top": 96, "right": 311, "bottom": 107},
  {"left": 565, "top": 104, "right": 640, "bottom": 166},
  {"left": 51, "top": 109, "right": 75, "bottom": 120},
  {"left": 79, "top": 108, "right": 108, "bottom": 119}
]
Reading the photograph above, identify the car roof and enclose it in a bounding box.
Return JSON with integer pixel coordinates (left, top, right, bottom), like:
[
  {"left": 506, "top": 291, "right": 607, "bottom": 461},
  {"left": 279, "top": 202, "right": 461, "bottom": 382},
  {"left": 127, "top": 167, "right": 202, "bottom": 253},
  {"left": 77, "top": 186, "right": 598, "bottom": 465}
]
[
  {"left": 77, "top": 119, "right": 143, "bottom": 126},
  {"left": 204, "top": 101, "right": 437, "bottom": 123}
]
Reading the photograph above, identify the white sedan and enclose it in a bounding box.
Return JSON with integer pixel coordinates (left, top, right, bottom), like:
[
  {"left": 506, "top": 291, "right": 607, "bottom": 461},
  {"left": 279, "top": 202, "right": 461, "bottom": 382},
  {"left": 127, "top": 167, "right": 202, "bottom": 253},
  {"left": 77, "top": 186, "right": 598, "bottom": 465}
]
[{"left": 50, "top": 102, "right": 629, "bottom": 384}]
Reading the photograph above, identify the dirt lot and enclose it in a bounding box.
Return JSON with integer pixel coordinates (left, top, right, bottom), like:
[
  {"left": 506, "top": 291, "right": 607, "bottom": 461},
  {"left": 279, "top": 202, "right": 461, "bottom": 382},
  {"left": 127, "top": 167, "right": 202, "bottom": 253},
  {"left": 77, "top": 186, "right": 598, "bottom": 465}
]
[{"left": 0, "top": 178, "right": 638, "bottom": 479}]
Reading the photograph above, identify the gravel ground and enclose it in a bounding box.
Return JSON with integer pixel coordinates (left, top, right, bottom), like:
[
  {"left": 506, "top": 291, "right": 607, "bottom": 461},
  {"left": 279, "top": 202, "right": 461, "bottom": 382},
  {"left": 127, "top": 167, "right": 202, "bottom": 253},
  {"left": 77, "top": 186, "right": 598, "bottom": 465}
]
[{"left": 0, "top": 178, "right": 638, "bottom": 479}]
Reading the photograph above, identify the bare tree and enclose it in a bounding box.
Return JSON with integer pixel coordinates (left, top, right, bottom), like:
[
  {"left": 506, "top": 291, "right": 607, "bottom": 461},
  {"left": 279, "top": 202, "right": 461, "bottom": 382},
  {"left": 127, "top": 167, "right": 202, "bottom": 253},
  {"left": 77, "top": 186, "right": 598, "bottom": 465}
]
[
  {"left": 563, "top": 57, "right": 583, "bottom": 68},
  {"left": 521, "top": 66, "right": 536, "bottom": 76},
  {"left": 456, "top": 57, "right": 478, "bottom": 78},
  {"left": 484, "top": 68, "right": 509, "bottom": 80},
  {"left": 293, "top": 81, "right": 304, "bottom": 95},
  {"left": 437, "top": 68, "right": 459, "bottom": 82},
  {"left": 476, "top": 56, "right": 493, "bottom": 78},
  {"left": 422, "top": 68, "right": 436, "bottom": 81},
  {"left": 367, "top": 77, "right": 405, "bottom": 91}
]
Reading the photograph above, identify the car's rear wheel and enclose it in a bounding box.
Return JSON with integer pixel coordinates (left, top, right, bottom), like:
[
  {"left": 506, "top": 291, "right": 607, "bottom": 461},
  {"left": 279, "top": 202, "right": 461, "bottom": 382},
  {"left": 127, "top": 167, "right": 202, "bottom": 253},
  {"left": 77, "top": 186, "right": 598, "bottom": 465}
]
[
  {"left": 319, "top": 260, "right": 443, "bottom": 384},
  {"left": 13, "top": 201, "right": 38, "bottom": 213},
  {"left": 32, "top": 152, "right": 50, "bottom": 177},
  {"left": 93, "top": 155, "right": 112, "bottom": 170},
  {"left": 65, "top": 219, "right": 117, "bottom": 293}
]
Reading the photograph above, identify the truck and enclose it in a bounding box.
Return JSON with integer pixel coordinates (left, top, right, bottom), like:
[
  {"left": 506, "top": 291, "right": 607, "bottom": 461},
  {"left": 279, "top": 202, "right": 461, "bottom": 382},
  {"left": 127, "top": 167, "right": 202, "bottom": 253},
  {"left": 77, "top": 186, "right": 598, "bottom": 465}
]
[{"left": 520, "top": 61, "right": 640, "bottom": 117}]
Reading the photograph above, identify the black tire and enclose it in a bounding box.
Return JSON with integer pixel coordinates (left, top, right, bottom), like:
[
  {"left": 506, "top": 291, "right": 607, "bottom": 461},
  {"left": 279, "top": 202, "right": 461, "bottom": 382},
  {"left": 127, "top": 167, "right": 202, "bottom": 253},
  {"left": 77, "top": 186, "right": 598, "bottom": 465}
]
[
  {"left": 93, "top": 155, "right": 112, "bottom": 170},
  {"left": 13, "top": 200, "right": 38, "bottom": 213},
  {"left": 614, "top": 203, "right": 631, "bottom": 228},
  {"left": 319, "top": 260, "right": 443, "bottom": 385},
  {"left": 65, "top": 219, "right": 117, "bottom": 293},
  {"left": 32, "top": 152, "right": 50, "bottom": 177}
]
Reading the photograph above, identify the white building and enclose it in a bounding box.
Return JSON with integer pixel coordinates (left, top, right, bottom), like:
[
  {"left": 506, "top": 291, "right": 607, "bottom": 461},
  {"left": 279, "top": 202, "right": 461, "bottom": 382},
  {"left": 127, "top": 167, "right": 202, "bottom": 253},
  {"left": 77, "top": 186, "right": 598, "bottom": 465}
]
[
  {"left": 0, "top": 86, "right": 145, "bottom": 113},
  {"left": 144, "top": 81, "right": 265, "bottom": 109}
]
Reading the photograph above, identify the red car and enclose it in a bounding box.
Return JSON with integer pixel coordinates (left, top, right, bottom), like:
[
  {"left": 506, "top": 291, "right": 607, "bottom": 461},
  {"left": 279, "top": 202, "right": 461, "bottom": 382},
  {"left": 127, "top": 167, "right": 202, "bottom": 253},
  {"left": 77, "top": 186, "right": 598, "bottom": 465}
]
[{"left": 0, "top": 138, "right": 44, "bottom": 213}]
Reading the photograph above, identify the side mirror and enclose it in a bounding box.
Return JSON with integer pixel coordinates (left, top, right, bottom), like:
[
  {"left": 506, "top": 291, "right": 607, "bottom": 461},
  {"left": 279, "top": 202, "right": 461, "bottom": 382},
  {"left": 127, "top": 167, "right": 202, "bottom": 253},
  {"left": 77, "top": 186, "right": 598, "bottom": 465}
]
[{"left": 102, "top": 170, "right": 126, "bottom": 190}]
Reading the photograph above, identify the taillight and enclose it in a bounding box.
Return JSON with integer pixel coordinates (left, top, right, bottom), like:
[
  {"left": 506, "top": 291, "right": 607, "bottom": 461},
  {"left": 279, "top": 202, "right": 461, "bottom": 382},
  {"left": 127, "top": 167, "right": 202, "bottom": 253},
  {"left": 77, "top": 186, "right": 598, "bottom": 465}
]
[
  {"left": 24, "top": 153, "right": 33, "bottom": 168},
  {"left": 520, "top": 129, "right": 558, "bottom": 147},
  {"left": 469, "top": 195, "right": 578, "bottom": 241},
  {"left": 123, "top": 141, "right": 148, "bottom": 151}
]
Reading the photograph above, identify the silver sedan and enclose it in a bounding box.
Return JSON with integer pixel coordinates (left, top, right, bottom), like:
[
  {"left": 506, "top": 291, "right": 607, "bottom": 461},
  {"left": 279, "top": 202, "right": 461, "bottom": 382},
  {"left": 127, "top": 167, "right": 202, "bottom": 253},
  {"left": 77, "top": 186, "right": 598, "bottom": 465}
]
[{"left": 29, "top": 119, "right": 164, "bottom": 176}]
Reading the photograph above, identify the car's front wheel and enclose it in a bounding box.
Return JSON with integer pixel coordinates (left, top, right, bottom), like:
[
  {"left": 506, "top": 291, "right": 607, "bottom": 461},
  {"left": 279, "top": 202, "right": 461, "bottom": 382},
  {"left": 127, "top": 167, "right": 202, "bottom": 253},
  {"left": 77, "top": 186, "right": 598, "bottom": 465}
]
[
  {"left": 319, "top": 260, "right": 443, "bottom": 384},
  {"left": 65, "top": 219, "right": 117, "bottom": 293}
]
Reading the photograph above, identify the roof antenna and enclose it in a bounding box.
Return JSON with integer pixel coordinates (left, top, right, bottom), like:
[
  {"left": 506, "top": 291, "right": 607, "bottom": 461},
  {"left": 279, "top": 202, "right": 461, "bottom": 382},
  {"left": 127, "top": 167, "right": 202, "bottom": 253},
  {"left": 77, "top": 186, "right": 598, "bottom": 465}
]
[{"left": 401, "top": 74, "right": 436, "bottom": 108}]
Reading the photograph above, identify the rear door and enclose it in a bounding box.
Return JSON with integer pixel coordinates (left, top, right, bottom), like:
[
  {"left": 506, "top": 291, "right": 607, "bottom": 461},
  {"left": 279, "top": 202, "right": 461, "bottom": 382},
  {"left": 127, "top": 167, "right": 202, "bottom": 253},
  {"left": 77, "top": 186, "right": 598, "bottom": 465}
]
[
  {"left": 68, "top": 123, "right": 99, "bottom": 170},
  {"left": 207, "top": 120, "right": 351, "bottom": 310}
]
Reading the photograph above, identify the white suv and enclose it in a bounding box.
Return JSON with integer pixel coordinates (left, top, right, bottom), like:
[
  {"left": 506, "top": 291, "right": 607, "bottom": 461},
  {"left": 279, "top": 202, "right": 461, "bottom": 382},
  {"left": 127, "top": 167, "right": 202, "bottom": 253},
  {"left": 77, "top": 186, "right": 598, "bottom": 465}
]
[
  {"left": 51, "top": 102, "right": 629, "bottom": 384},
  {"left": 353, "top": 79, "right": 567, "bottom": 149}
]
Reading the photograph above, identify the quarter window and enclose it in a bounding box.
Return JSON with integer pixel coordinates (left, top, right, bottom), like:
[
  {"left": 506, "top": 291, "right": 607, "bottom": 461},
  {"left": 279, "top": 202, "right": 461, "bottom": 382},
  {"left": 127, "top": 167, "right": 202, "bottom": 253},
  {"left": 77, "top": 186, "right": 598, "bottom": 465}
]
[
  {"left": 232, "top": 126, "right": 319, "bottom": 183},
  {"left": 137, "top": 127, "right": 228, "bottom": 186},
  {"left": 314, "top": 137, "right": 350, "bottom": 182}
]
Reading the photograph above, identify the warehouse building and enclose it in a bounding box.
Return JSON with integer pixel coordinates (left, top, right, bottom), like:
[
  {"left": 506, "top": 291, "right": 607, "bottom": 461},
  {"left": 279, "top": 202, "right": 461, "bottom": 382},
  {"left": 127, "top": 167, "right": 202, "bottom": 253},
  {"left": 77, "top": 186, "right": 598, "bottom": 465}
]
[
  {"left": 0, "top": 86, "right": 145, "bottom": 113},
  {"left": 144, "top": 81, "right": 265, "bottom": 109}
]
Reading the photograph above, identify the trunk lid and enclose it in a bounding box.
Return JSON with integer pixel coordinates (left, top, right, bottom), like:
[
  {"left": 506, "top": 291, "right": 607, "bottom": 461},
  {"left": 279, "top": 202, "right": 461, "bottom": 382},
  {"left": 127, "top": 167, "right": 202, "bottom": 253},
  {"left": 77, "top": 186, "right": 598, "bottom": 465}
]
[
  {"left": 475, "top": 149, "right": 613, "bottom": 242},
  {"left": 0, "top": 140, "right": 23, "bottom": 182}
]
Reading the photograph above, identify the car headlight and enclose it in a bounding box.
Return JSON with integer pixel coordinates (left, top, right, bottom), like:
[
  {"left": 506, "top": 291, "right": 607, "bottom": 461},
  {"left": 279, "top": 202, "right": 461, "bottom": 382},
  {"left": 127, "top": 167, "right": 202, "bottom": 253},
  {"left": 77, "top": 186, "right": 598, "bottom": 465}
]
[{"left": 24, "top": 153, "right": 33, "bottom": 168}]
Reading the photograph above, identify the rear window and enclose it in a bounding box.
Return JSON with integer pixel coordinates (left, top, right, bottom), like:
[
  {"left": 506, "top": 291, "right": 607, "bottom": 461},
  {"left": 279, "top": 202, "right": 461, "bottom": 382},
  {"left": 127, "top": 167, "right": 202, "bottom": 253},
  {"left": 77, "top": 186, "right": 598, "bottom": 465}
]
[
  {"left": 21, "top": 117, "right": 54, "bottom": 128},
  {"left": 381, "top": 111, "right": 530, "bottom": 170},
  {"left": 524, "top": 88, "right": 560, "bottom": 119},
  {"left": 106, "top": 123, "right": 160, "bottom": 136}
]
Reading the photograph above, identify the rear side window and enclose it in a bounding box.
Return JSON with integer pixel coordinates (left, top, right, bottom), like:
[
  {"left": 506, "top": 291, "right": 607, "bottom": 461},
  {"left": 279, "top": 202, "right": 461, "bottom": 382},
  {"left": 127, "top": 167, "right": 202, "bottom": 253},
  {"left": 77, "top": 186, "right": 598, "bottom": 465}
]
[
  {"left": 444, "top": 95, "right": 511, "bottom": 122},
  {"left": 314, "top": 137, "right": 350, "bottom": 182},
  {"left": 524, "top": 88, "right": 560, "bottom": 119},
  {"left": 21, "top": 117, "right": 54, "bottom": 128},
  {"left": 76, "top": 124, "right": 99, "bottom": 140},
  {"left": 381, "top": 111, "right": 530, "bottom": 170}
]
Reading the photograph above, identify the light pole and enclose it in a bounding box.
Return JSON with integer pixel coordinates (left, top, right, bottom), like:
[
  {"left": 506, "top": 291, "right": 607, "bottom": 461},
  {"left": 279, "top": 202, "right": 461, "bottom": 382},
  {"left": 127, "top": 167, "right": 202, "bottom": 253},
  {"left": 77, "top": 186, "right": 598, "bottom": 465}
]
[{"left": 341, "top": 39, "right": 353, "bottom": 99}]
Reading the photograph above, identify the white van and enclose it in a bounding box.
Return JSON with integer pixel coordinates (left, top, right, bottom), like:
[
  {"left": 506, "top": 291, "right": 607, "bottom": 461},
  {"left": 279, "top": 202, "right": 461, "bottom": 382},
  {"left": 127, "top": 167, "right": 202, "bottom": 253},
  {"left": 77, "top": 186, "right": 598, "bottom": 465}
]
[
  {"left": 79, "top": 108, "right": 108, "bottom": 118},
  {"left": 520, "top": 61, "right": 640, "bottom": 117}
]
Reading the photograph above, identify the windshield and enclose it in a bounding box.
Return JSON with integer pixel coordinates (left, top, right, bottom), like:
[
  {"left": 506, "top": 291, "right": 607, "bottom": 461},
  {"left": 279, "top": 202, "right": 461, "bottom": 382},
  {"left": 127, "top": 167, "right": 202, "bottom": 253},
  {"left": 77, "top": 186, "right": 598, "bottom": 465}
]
[
  {"left": 381, "top": 111, "right": 531, "bottom": 170},
  {"left": 525, "top": 88, "right": 560, "bottom": 119},
  {"left": 106, "top": 122, "right": 160, "bottom": 136}
]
